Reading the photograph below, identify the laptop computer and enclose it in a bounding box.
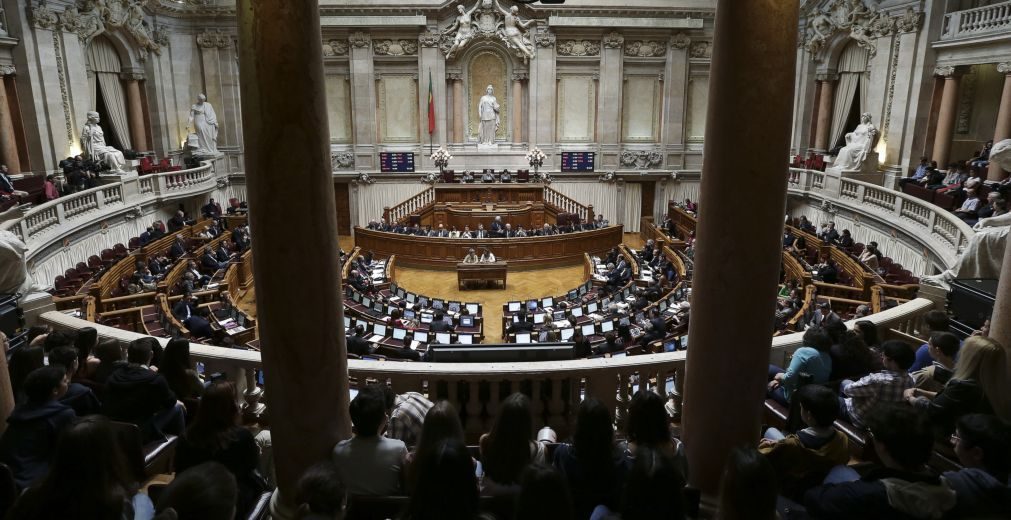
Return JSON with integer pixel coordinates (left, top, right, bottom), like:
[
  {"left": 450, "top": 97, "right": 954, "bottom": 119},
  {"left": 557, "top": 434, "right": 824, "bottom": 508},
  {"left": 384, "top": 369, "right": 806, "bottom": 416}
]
[
  {"left": 515, "top": 333, "right": 532, "bottom": 343},
  {"left": 392, "top": 327, "right": 407, "bottom": 341},
  {"left": 571, "top": 307, "right": 584, "bottom": 317},
  {"left": 600, "top": 320, "right": 614, "bottom": 333},
  {"left": 435, "top": 332, "right": 452, "bottom": 344},
  {"left": 466, "top": 303, "right": 479, "bottom": 315},
  {"left": 459, "top": 315, "right": 474, "bottom": 327},
  {"left": 541, "top": 297, "right": 554, "bottom": 308},
  {"left": 581, "top": 323, "right": 596, "bottom": 336},
  {"left": 420, "top": 313, "right": 434, "bottom": 324},
  {"left": 367, "top": 323, "right": 387, "bottom": 343},
  {"left": 508, "top": 301, "right": 522, "bottom": 312},
  {"left": 448, "top": 302, "right": 461, "bottom": 313},
  {"left": 533, "top": 313, "right": 546, "bottom": 324},
  {"left": 458, "top": 334, "right": 473, "bottom": 344}
]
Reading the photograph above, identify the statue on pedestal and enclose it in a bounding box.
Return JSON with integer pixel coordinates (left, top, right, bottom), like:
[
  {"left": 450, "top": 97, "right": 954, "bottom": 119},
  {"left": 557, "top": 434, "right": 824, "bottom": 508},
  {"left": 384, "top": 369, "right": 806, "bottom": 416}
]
[
  {"left": 81, "top": 111, "right": 126, "bottom": 172},
  {"left": 832, "top": 112, "right": 877, "bottom": 171},
  {"left": 478, "top": 85, "right": 500, "bottom": 145},
  {"left": 187, "top": 94, "right": 220, "bottom": 156}
]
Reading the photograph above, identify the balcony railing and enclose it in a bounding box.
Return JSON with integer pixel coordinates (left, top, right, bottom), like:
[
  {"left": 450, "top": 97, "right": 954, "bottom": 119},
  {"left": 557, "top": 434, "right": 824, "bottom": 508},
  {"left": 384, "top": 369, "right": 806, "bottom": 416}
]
[{"left": 942, "top": 1, "right": 1011, "bottom": 40}]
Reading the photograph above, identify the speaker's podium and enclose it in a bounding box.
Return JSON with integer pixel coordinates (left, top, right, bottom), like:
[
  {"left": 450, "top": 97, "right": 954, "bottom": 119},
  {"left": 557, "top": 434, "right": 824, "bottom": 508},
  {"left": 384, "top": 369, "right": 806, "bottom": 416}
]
[{"left": 457, "top": 261, "right": 507, "bottom": 290}]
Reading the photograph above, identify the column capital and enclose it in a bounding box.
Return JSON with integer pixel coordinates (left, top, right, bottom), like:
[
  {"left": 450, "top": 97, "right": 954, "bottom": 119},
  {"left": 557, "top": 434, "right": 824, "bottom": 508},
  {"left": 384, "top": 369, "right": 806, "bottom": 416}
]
[
  {"left": 814, "top": 72, "right": 838, "bottom": 82},
  {"left": 0, "top": 64, "right": 14, "bottom": 76},
  {"left": 934, "top": 65, "right": 960, "bottom": 78},
  {"left": 120, "top": 71, "right": 146, "bottom": 81},
  {"left": 998, "top": 62, "right": 1011, "bottom": 75},
  {"left": 446, "top": 72, "right": 463, "bottom": 81},
  {"left": 670, "top": 33, "right": 691, "bottom": 50},
  {"left": 534, "top": 28, "right": 556, "bottom": 48},
  {"left": 511, "top": 71, "right": 528, "bottom": 81},
  {"left": 418, "top": 29, "right": 441, "bottom": 48},
  {"left": 349, "top": 31, "right": 371, "bottom": 49},
  {"left": 602, "top": 31, "right": 624, "bottom": 49}
]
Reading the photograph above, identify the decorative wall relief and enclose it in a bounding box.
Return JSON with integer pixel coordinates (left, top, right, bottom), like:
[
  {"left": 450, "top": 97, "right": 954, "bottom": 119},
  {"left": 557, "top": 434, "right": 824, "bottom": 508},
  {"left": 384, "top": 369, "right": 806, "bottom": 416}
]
[
  {"left": 619, "top": 150, "right": 663, "bottom": 169},
  {"left": 373, "top": 39, "right": 419, "bottom": 56},
  {"left": 602, "top": 31, "right": 624, "bottom": 49},
  {"left": 418, "top": 30, "right": 441, "bottom": 48},
  {"left": 331, "top": 151, "right": 355, "bottom": 170},
  {"left": 534, "top": 28, "right": 556, "bottom": 48},
  {"left": 323, "top": 39, "right": 349, "bottom": 57},
  {"left": 955, "top": 67, "right": 977, "bottom": 135},
  {"left": 196, "top": 28, "right": 232, "bottom": 48},
  {"left": 556, "top": 40, "right": 600, "bottom": 57},
  {"left": 59, "top": 0, "right": 163, "bottom": 59},
  {"left": 624, "top": 41, "right": 666, "bottom": 58},
  {"left": 670, "top": 33, "right": 690, "bottom": 50},
  {"left": 349, "top": 32, "right": 371, "bottom": 49},
  {"left": 689, "top": 41, "right": 710, "bottom": 59},
  {"left": 801, "top": 0, "right": 923, "bottom": 60},
  {"left": 442, "top": 0, "right": 536, "bottom": 60}
]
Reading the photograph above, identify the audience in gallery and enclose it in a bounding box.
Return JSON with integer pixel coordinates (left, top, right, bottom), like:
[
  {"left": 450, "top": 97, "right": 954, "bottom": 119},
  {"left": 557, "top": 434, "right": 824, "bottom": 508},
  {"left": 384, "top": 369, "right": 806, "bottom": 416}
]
[
  {"left": 908, "top": 310, "right": 956, "bottom": 373},
  {"left": 102, "top": 338, "right": 186, "bottom": 443},
  {"left": 478, "top": 393, "right": 546, "bottom": 494},
  {"left": 838, "top": 340, "right": 915, "bottom": 428},
  {"left": 767, "top": 326, "right": 833, "bottom": 406},
  {"left": 909, "top": 331, "right": 960, "bottom": 394},
  {"left": 331, "top": 385, "right": 408, "bottom": 496},
  {"left": 156, "top": 461, "right": 239, "bottom": 520}
]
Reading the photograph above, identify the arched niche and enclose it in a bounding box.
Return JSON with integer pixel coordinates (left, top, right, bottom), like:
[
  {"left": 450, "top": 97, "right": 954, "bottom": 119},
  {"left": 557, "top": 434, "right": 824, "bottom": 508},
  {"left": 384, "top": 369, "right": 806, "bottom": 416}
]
[
  {"left": 85, "top": 35, "right": 134, "bottom": 150},
  {"left": 820, "top": 38, "right": 871, "bottom": 150},
  {"left": 459, "top": 43, "right": 518, "bottom": 143}
]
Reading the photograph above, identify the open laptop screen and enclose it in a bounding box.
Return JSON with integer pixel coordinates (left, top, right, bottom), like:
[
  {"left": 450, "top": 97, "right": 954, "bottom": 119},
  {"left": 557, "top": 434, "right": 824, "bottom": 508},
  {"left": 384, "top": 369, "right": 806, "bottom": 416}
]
[
  {"left": 515, "top": 333, "right": 531, "bottom": 343},
  {"left": 392, "top": 328, "right": 407, "bottom": 340},
  {"left": 436, "top": 332, "right": 452, "bottom": 344},
  {"left": 581, "top": 323, "right": 596, "bottom": 336}
]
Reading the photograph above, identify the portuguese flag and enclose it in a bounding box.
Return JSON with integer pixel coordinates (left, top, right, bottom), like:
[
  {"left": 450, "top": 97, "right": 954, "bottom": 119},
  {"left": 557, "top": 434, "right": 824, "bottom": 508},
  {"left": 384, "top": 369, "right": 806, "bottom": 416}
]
[{"left": 427, "top": 70, "right": 436, "bottom": 135}]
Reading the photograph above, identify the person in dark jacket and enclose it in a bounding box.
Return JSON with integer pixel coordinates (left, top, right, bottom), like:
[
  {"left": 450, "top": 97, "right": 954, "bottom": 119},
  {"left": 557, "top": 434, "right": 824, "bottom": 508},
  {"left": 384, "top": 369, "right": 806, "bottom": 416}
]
[
  {"left": 48, "top": 346, "right": 101, "bottom": 416},
  {"left": 942, "top": 413, "right": 1011, "bottom": 518},
  {"left": 91, "top": 338, "right": 127, "bottom": 385},
  {"left": 505, "top": 312, "right": 533, "bottom": 335},
  {"left": 803, "top": 404, "right": 956, "bottom": 519},
  {"left": 346, "top": 325, "right": 371, "bottom": 357},
  {"left": 103, "top": 338, "right": 184, "bottom": 442},
  {"left": 0, "top": 366, "right": 76, "bottom": 489}
]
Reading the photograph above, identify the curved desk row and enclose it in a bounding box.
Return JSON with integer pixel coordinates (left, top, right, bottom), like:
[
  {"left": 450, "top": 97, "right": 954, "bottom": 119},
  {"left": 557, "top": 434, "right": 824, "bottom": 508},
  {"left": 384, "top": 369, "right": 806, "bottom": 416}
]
[{"left": 353, "top": 225, "right": 624, "bottom": 269}]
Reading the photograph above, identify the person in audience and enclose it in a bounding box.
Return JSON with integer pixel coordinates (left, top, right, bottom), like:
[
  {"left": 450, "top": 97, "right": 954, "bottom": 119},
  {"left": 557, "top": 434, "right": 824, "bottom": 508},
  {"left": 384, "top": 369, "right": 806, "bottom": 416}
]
[
  {"left": 617, "top": 446, "right": 686, "bottom": 520},
  {"left": 380, "top": 385, "right": 434, "bottom": 449},
  {"left": 168, "top": 210, "right": 188, "bottom": 233},
  {"left": 8, "top": 345, "right": 44, "bottom": 404},
  {"left": 92, "top": 338, "right": 126, "bottom": 385},
  {"left": 332, "top": 385, "right": 407, "bottom": 495},
  {"left": 200, "top": 198, "right": 222, "bottom": 219},
  {"left": 169, "top": 235, "right": 187, "bottom": 259},
  {"left": 201, "top": 247, "right": 227, "bottom": 271},
  {"left": 540, "top": 223, "right": 555, "bottom": 236},
  {"left": 479, "top": 248, "right": 496, "bottom": 262},
  {"left": 760, "top": 385, "right": 848, "bottom": 498},
  {"left": 599, "top": 332, "right": 620, "bottom": 355},
  {"left": 157, "top": 461, "right": 239, "bottom": 520},
  {"left": 103, "top": 337, "right": 185, "bottom": 442},
  {"left": 506, "top": 312, "right": 534, "bottom": 335},
  {"left": 461, "top": 225, "right": 474, "bottom": 238},
  {"left": 462, "top": 248, "right": 479, "bottom": 263},
  {"left": 924, "top": 166, "right": 946, "bottom": 189},
  {"left": 906, "top": 335, "right": 1009, "bottom": 436},
  {"left": 460, "top": 170, "right": 474, "bottom": 183},
  {"left": 954, "top": 186, "right": 982, "bottom": 220},
  {"left": 908, "top": 310, "right": 953, "bottom": 372},
  {"left": 815, "top": 257, "right": 839, "bottom": 284},
  {"left": 910, "top": 331, "right": 959, "bottom": 394},
  {"left": 553, "top": 398, "right": 625, "bottom": 519},
  {"left": 475, "top": 223, "right": 487, "bottom": 238},
  {"left": 803, "top": 404, "right": 956, "bottom": 519},
  {"left": 0, "top": 366, "right": 75, "bottom": 489},
  {"left": 429, "top": 311, "right": 455, "bottom": 333},
  {"left": 346, "top": 325, "right": 371, "bottom": 357},
  {"left": 817, "top": 221, "right": 839, "bottom": 244},
  {"left": 43, "top": 175, "right": 59, "bottom": 201},
  {"left": 901, "top": 156, "right": 932, "bottom": 188},
  {"left": 808, "top": 301, "right": 841, "bottom": 328},
  {"left": 72, "top": 326, "right": 101, "bottom": 381},
  {"left": 829, "top": 329, "right": 881, "bottom": 381},
  {"left": 571, "top": 330, "right": 591, "bottom": 358},
  {"left": 942, "top": 413, "right": 1011, "bottom": 518},
  {"left": 173, "top": 292, "right": 214, "bottom": 338},
  {"left": 481, "top": 170, "right": 495, "bottom": 183},
  {"left": 448, "top": 226, "right": 461, "bottom": 238},
  {"left": 405, "top": 438, "right": 483, "bottom": 520},
  {"left": 716, "top": 446, "right": 776, "bottom": 520},
  {"left": 157, "top": 337, "right": 205, "bottom": 401},
  {"left": 176, "top": 381, "right": 266, "bottom": 518},
  {"left": 406, "top": 401, "right": 466, "bottom": 491},
  {"left": 839, "top": 340, "right": 915, "bottom": 427},
  {"left": 216, "top": 241, "right": 232, "bottom": 263},
  {"left": 500, "top": 169, "right": 512, "bottom": 183},
  {"left": 430, "top": 224, "right": 449, "bottom": 238},
  {"left": 503, "top": 223, "right": 514, "bottom": 237},
  {"left": 42, "top": 329, "right": 75, "bottom": 353},
  {"left": 768, "top": 326, "right": 833, "bottom": 406},
  {"left": 515, "top": 225, "right": 528, "bottom": 237},
  {"left": 857, "top": 241, "right": 882, "bottom": 270},
  {"left": 479, "top": 392, "right": 546, "bottom": 494},
  {"left": 619, "top": 390, "right": 674, "bottom": 466},
  {"left": 47, "top": 346, "right": 101, "bottom": 416},
  {"left": 514, "top": 464, "right": 574, "bottom": 520},
  {"left": 7, "top": 416, "right": 153, "bottom": 519},
  {"left": 295, "top": 461, "right": 346, "bottom": 520}
]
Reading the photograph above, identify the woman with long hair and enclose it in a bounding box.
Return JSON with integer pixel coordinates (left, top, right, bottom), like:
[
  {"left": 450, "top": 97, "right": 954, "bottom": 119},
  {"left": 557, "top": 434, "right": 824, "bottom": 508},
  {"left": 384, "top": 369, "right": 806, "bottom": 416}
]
[
  {"left": 156, "top": 337, "right": 204, "bottom": 400},
  {"left": 621, "top": 446, "right": 687, "bottom": 520},
  {"left": 8, "top": 416, "right": 151, "bottom": 519},
  {"left": 906, "top": 336, "right": 1010, "bottom": 436},
  {"left": 72, "top": 327, "right": 101, "bottom": 381},
  {"left": 176, "top": 381, "right": 266, "bottom": 518},
  {"left": 404, "top": 438, "right": 483, "bottom": 520},
  {"left": 513, "top": 464, "right": 574, "bottom": 520},
  {"left": 406, "top": 401, "right": 466, "bottom": 492},
  {"left": 621, "top": 390, "right": 672, "bottom": 460},
  {"left": 829, "top": 330, "right": 881, "bottom": 381},
  {"left": 716, "top": 446, "right": 777, "bottom": 520},
  {"left": 553, "top": 398, "right": 624, "bottom": 519},
  {"left": 478, "top": 393, "right": 545, "bottom": 494}
]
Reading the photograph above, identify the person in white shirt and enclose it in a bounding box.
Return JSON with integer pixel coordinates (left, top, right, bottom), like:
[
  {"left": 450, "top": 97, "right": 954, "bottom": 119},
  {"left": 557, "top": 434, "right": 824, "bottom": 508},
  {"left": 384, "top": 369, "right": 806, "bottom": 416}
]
[
  {"left": 463, "top": 248, "right": 479, "bottom": 263},
  {"left": 954, "top": 187, "right": 981, "bottom": 218},
  {"left": 331, "top": 386, "right": 407, "bottom": 496},
  {"left": 480, "top": 249, "right": 496, "bottom": 262},
  {"left": 449, "top": 226, "right": 461, "bottom": 238},
  {"left": 461, "top": 225, "right": 473, "bottom": 238}
]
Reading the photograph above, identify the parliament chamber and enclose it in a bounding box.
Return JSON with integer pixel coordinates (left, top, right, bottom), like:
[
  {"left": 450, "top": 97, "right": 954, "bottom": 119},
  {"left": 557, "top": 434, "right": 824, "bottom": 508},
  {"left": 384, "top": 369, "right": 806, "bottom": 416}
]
[{"left": 1, "top": 0, "right": 1011, "bottom": 519}]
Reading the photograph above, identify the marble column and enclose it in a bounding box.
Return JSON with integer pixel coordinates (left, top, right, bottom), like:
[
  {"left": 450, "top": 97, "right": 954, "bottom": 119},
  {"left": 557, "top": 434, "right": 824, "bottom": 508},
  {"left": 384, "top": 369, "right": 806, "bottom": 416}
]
[
  {"left": 596, "top": 32, "right": 624, "bottom": 166},
  {"left": 512, "top": 72, "right": 525, "bottom": 144},
  {"left": 123, "top": 75, "right": 147, "bottom": 152},
  {"left": 681, "top": 0, "right": 799, "bottom": 496},
  {"left": 237, "top": 0, "right": 351, "bottom": 513},
  {"left": 988, "top": 63, "right": 1011, "bottom": 181},
  {"left": 450, "top": 74, "right": 464, "bottom": 142},
  {"left": 808, "top": 80, "right": 822, "bottom": 149},
  {"left": 349, "top": 32, "right": 377, "bottom": 168},
  {"left": 813, "top": 76, "right": 835, "bottom": 152},
  {"left": 932, "top": 67, "right": 961, "bottom": 168},
  {"left": 0, "top": 74, "right": 21, "bottom": 173}
]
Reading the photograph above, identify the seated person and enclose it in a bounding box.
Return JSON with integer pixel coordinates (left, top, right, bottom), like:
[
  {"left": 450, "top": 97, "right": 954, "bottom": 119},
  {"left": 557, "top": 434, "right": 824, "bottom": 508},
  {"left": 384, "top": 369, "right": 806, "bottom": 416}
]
[
  {"left": 817, "top": 222, "right": 839, "bottom": 244},
  {"left": 0, "top": 367, "right": 76, "bottom": 489},
  {"left": 167, "top": 210, "right": 189, "bottom": 233},
  {"left": 955, "top": 187, "right": 982, "bottom": 222},
  {"left": 48, "top": 346, "right": 101, "bottom": 416},
  {"left": 767, "top": 326, "right": 833, "bottom": 406},
  {"left": 201, "top": 248, "right": 227, "bottom": 271},
  {"left": 837, "top": 229, "right": 854, "bottom": 248},
  {"left": 839, "top": 340, "right": 915, "bottom": 428},
  {"left": 103, "top": 338, "right": 185, "bottom": 442},
  {"left": 506, "top": 313, "right": 534, "bottom": 335},
  {"left": 858, "top": 241, "right": 882, "bottom": 270},
  {"left": 515, "top": 226, "right": 528, "bottom": 237},
  {"left": 759, "top": 385, "right": 849, "bottom": 498},
  {"left": 201, "top": 198, "right": 223, "bottom": 218},
  {"left": 448, "top": 226, "right": 460, "bottom": 238},
  {"left": 802, "top": 404, "right": 957, "bottom": 519},
  {"left": 331, "top": 386, "right": 408, "bottom": 495},
  {"left": 910, "top": 332, "right": 959, "bottom": 393},
  {"left": 346, "top": 325, "right": 371, "bottom": 357},
  {"left": 481, "top": 170, "right": 495, "bottom": 183},
  {"left": 380, "top": 386, "right": 434, "bottom": 449},
  {"left": 429, "top": 224, "right": 449, "bottom": 238},
  {"left": 475, "top": 224, "right": 487, "bottom": 238},
  {"left": 898, "top": 156, "right": 931, "bottom": 187},
  {"left": 815, "top": 258, "right": 839, "bottom": 284},
  {"left": 500, "top": 169, "right": 512, "bottom": 183},
  {"left": 169, "top": 236, "right": 187, "bottom": 259},
  {"left": 460, "top": 171, "right": 474, "bottom": 183},
  {"left": 479, "top": 248, "right": 496, "bottom": 262},
  {"left": 429, "top": 312, "right": 455, "bottom": 333},
  {"left": 460, "top": 225, "right": 474, "bottom": 238},
  {"left": 462, "top": 248, "right": 479, "bottom": 264},
  {"left": 942, "top": 414, "right": 1011, "bottom": 518}
]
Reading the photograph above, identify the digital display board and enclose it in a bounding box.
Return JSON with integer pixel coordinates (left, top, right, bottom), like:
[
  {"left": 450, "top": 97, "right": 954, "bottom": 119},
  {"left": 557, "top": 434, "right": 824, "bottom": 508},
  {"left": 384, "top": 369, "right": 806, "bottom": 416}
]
[
  {"left": 379, "top": 152, "right": 415, "bottom": 172},
  {"left": 560, "top": 152, "right": 595, "bottom": 172}
]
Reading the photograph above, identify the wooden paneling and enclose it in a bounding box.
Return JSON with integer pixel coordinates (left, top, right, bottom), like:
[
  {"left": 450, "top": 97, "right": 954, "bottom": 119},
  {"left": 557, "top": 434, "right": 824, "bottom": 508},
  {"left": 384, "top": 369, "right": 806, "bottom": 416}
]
[
  {"left": 639, "top": 181, "right": 655, "bottom": 218},
  {"left": 334, "top": 182, "right": 351, "bottom": 234},
  {"left": 354, "top": 225, "right": 624, "bottom": 269},
  {"left": 434, "top": 184, "right": 545, "bottom": 204}
]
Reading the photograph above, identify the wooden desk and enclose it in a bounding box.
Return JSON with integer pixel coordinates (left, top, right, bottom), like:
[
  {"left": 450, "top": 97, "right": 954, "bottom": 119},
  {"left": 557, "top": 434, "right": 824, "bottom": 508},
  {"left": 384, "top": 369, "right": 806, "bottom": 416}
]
[{"left": 458, "top": 261, "right": 507, "bottom": 290}]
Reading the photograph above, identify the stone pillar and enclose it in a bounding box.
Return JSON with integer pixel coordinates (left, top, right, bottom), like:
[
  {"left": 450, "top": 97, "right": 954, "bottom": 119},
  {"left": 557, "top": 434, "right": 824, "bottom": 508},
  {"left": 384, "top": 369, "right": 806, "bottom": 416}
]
[
  {"left": 664, "top": 34, "right": 690, "bottom": 150},
  {"left": 808, "top": 80, "right": 822, "bottom": 150},
  {"left": 932, "top": 66, "right": 961, "bottom": 168},
  {"left": 988, "top": 62, "right": 1011, "bottom": 181},
  {"left": 123, "top": 75, "right": 147, "bottom": 152},
  {"left": 512, "top": 72, "right": 526, "bottom": 144},
  {"left": 0, "top": 74, "right": 21, "bottom": 173},
  {"left": 596, "top": 32, "right": 624, "bottom": 167},
  {"left": 449, "top": 73, "right": 464, "bottom": 143},
  {"left": 237, "top": 0, "right": 351, "bottom": 512},
  {"left": 681, "top": 0, "right": 799, "bottom": 495},
  {"left": 813, "top": 76, "right": 835, "bottom": 152},
  {"left": 349, "top": 32, "right": 377, "bottom": 169}
]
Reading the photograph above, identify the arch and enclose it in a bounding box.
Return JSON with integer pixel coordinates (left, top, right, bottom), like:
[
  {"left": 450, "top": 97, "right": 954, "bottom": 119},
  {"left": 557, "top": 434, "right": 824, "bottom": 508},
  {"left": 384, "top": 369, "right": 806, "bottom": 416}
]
[
  {"left": 458, "top": 41, "right": 518, "bottom": 142},
  {"left": 87, "top": 35, "right": 133, "bottom": 149},
  {"left": 86, "top": 31, "right": 143, "bottom": 73},
  {"left": 827, "top": 40, "right": 870, "bottom": 148}
]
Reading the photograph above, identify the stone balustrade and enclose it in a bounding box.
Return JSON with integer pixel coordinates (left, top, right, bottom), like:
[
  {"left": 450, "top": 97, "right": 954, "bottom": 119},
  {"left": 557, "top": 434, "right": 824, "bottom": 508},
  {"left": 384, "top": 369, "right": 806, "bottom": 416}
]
[{"left": 942, "top": 1, "right": 1011, "bottom": 40}]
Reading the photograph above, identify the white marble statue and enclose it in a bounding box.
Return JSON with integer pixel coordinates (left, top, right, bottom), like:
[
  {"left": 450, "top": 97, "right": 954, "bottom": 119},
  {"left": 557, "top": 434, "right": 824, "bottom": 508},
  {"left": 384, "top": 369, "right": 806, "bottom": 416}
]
[
  {"left": 187, "top": 94, "right": 219, "bottom": 156},
  {"left": 0, "top": 230, "right": 43, "bottom": 298},
  {"left": 81, "top": 111, "right": 126, "bottom": 171},
  {"left": 444, "top": 3, "right": 479, "bottom": 59},
  {"left": 923, "top": 138, "right": 1011, "bottom": 288},
  {"left": 832, "top": 112, "right": 877, "bottom": 170},
  {"left": 478, "top": 85, "right": 500, "bottom": 145},
  {"left": 495, "top": 2, "right": 535, "bottom": 59}
]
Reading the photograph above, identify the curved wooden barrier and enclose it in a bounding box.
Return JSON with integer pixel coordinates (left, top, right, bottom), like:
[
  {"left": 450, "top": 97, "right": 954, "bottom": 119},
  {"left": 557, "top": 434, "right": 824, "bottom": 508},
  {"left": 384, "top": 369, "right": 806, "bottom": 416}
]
[{"left": 353, "top": 225, "right": 624, "bottom": 269}]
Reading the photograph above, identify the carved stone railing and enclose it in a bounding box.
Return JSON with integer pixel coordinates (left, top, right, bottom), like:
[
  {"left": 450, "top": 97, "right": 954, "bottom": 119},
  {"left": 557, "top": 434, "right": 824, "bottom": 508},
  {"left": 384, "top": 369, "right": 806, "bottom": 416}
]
[
  {"left": 942, "top": 1, "right": 1011, "bottom": 40},
  {"left": 0, "top": 158, "right": 228, "bottom": 261},
  {"left": 788, "top": 168, "right": 973, "bottom": 270},
  {"left": 384, "top": 187, "right": 435, "bottom": 224},
  {"left": 38, "top": 297, "right": 933, "bottom": 439}
]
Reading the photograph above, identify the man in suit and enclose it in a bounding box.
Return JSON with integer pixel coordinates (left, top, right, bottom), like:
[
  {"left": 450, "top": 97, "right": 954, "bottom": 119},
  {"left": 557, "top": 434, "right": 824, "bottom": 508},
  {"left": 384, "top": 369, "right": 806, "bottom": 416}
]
[
  {"left": 504, "top": 223, "right": 515, "bottom": 238},
  {"left": 818, "top": 221, "right": 840, "bottom": 244},
  {"left": 506, "top": 312, "right": 534, "bottom": 335},
  {"left": 428, "top": 312, "right": 455, "bottom": 333},
  {"left": 481, "top": 170, "right": 495, "bottom": 183},
  {"left": 644, "top": 310, "right": 668, "bottom": 345},
  {"left": 139, "top": 227, "right": 154, "bottom": 246},
  {"left": 490, "top": 216, "right": 505, "bottom": 237},
  {"left": 201, "top": 249, "right": 226, "bottom": 271},
  {"left": 431, "top": 224, "right": 449, "bottom": 238},
  {"left": 167, "top": 210, "right": 188, "bottom": 232},
  {"left": 173, "top": 293, "right": 199, "bottom": 323},
  {"left": 169, "top": 236, "right": 186, "bottom": 259},
  {"left": 346, "top": 325, "right": 371, "bottom": 356},
  {"left": 216, "top": 242, "right": 232, "bottom": 263},
  {"left": 201, "top": 198, "right": 222, "bottom": 218},
  {"left": 475, "top": 224, "right": 487, "bottom": 238}
]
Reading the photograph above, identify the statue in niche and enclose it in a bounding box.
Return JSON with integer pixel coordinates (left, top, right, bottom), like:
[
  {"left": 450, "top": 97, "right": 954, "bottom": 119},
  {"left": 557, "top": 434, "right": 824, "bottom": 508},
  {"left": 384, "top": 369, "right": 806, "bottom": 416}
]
[
  {"left": 923, "top": 139, "right": 1011, "bottom": 289},
  {"left": 187, "top": 94, "right": 220, "bottom": 156},
  {"left": 495, "top": 2, "right": 535, "bottom": 60},
  {"left": 81, "top": 111, "right": 126, "bottom": 171},
  {"left": 444, "top": 2, "right": 480, "bottom": 59},
  {"left": 831, "top": 112, "right": 877, "bottom": 171},
  {"left": 478, "top": 85, "right": 500, "bottom": 145}
]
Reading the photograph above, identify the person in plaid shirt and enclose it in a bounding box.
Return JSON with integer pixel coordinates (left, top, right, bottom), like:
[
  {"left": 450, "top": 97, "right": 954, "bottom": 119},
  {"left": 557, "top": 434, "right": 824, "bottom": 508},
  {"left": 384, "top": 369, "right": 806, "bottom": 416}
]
[
  {"left": 381, "top": 386, "right": 434, "bottom": 448},
  {"left": 840, "top": 340, "right": 916, "bottom": 427}
]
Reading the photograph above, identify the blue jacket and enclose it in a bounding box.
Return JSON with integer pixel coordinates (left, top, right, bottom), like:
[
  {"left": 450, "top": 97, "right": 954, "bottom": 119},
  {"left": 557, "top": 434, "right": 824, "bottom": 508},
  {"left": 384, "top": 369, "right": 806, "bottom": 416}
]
[{"left": 0, "top": 400, "right": 76, "bottom": 489}]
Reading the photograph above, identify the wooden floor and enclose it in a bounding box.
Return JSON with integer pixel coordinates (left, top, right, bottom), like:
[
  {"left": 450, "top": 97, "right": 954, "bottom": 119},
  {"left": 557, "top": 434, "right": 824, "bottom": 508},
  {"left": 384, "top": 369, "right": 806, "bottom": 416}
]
[{"left": 236, "top": 233, "right": 646, "bottom": 342}]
